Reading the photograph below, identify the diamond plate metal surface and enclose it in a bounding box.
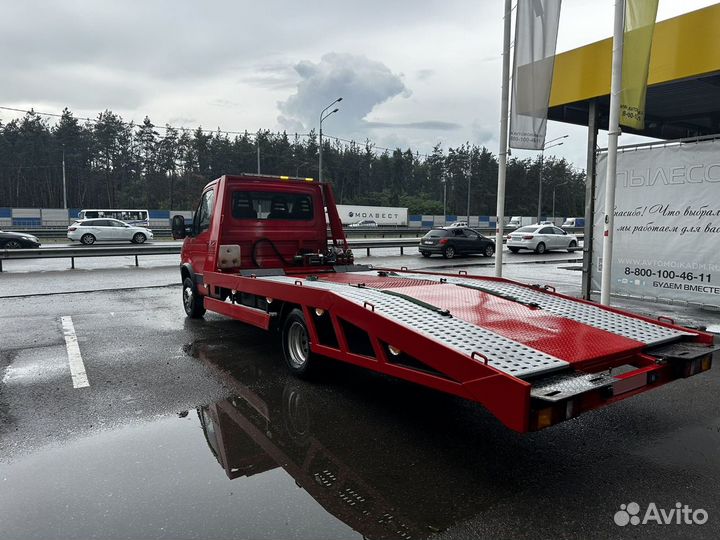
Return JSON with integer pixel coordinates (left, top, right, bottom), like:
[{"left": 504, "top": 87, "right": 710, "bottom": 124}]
[
  {"left": 260, "top": 275, "right": 569, "bottom": 378},
  {"left": 380, "top": 272, "right": 691, "bottom": 346},
  {"left": 530, "top": 372, "right": 617, "bottom": 402},
  {"left": 375, "top": 283, "right": 641, "bottom": 363}
]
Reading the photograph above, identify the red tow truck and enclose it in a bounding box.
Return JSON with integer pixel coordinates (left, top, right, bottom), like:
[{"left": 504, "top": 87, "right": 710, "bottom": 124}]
[{"left": 172, "top": 174, "right": 716, "bottom": 432}]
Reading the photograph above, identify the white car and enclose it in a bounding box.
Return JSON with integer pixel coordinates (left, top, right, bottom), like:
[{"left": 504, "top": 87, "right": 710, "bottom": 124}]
[
  {"left": 506, "top": 224, "right": 578, "bottom": 254},
  {"left": 67, "top": 218, "right": 154, "bottom": 245},
  {"left": 348, "top": 219, "right": 378, "bottom": 228}
]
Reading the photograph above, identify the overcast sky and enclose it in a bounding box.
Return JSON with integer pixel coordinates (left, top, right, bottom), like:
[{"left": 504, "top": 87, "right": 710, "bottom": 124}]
[{"left": 1, "top": 0, "right": 716, "bottom": 170}]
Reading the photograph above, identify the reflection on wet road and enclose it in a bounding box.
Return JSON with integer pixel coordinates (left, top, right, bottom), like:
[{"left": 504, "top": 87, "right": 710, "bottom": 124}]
[{"left": 190, "top": 338, "right": 491, "bottom": 540}]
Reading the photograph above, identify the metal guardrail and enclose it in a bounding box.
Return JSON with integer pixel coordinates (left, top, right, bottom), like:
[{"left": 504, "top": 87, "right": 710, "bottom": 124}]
[
  {"left": 7, "top": 227, "right": 432, "bottom": 239},
  {"left": 5, "top": 226, "right": 587, "bottom": 239},
  {"left": 0, "top": 234, "right": 585, "bottom": 272},
  {"left": 0, "top": 244, "right": 181, "bottom": 272},
  {"left": 0, "top": 239, "right": 422, "bottom": 271}
]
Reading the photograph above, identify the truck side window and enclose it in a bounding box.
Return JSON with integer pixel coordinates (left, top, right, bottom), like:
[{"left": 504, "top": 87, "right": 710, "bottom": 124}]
[{"left": 197, "top": 189, "right": 215, "bottom": 233}]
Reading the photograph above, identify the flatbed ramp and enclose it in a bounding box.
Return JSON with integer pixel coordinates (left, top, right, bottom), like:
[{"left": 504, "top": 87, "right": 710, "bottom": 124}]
[
  {"left": 382, "top": 271, "right": 691, "bottom": 346},
  {"left": 261, "top": 274, "right": 568, "bottom": 378},
  {"left": 258, "top": 270, "right": 691, "bottom": 379}
]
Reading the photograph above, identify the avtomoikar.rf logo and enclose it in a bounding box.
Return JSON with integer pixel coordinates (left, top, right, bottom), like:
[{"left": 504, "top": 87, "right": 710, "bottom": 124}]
[{"left": 614, "top": 502, "right": 708, "bottom": 526}]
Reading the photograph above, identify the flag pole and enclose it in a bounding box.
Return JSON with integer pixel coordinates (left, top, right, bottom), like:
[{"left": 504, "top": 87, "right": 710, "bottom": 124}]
[
  {"left": 495, "top": 0, "right": 512, "bottom": 278},
  {"left": 599, "top": 0, "right": 625, "bottom": 305}
]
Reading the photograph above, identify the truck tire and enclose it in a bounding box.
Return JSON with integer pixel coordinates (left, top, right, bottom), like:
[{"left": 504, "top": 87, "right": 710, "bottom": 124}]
[
  {"left": 282, "top": 308, "right": 315, "bottom": 376},
  {"left": 183, "top": 277, "right": 206, "bottom": 318}
]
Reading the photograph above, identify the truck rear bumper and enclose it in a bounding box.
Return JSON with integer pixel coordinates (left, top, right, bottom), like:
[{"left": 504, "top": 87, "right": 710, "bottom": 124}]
[{"left": 527, "top": 342, "right": 716, "bottom": 430}]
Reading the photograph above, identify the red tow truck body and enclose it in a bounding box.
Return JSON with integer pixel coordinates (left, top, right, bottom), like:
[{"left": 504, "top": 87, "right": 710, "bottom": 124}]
[{"left": 174, "top": 174, "right": 716, "bottom": 432}]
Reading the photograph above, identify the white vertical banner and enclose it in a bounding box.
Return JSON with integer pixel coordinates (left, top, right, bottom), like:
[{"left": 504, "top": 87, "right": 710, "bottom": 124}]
[
  {"left": 592, "top": 139, "right": 720, "bottom": 307},
  {"left": 509, "top": 0, "right": 562, "bottom": 150}
]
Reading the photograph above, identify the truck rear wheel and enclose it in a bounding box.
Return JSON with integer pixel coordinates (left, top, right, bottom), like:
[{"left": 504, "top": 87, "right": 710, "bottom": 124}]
[
  {"left": 282, "top": 308, "right": 315, "bottom": 376},
  {"left": 183, "top": 277, "right": 206, "bottom": 318}
]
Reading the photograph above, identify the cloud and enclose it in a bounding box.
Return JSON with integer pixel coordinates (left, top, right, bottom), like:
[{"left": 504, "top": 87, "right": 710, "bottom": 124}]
[
  {"left": 242, "top": 62, "right": 299, "bottom": 90},
  {"left": 366, "top": 120, "right": 461, "bottom": 130},
  {"left": 277, "top": 53, "right": 410, "bottom": 132},
  {"left": 416, "top": 69, "right": 435, "bottom": 81}
]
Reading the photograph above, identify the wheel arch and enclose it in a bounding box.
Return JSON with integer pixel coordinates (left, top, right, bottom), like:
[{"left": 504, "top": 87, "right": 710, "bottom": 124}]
[{"left": 180, "top": 263, "right": 195, "bottom": 284}]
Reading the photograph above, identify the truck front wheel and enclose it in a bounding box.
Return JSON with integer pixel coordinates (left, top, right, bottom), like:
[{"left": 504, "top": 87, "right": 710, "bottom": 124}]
[
  {"left": 183, "top": 277, "right": 206, "bottom": 318},
  {"left": 282, "top": 308, "right": 315, "bottom": 376}
]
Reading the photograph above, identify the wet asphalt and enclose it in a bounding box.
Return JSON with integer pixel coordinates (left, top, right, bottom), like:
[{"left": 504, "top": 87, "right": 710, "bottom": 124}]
[{"left": 1, "top": 250, "right": 719, "bottom": 540}]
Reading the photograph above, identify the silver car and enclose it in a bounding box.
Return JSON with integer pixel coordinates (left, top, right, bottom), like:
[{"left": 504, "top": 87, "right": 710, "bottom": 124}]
[
  {"left": 507, "top": 225, "right": 577, "bottom": 254},
  {"left": 67, "top": 218, "right": 154, "bottom": 245},
  {"left": 348, "top": 219, "right": 378, "bottom": 228}
]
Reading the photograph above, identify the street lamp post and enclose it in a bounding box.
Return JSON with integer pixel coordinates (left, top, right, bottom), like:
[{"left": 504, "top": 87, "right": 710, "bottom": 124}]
[
  {"left": 466, "top": 157, "right": 472, "bottom": 223},
  {"left": 552, "top": 180, "right": 570, "bottom": 221},
  {"left": 62, "top": 146, "right": 68, "bottom": 209},
  {"left": 442, "top": 175, "right": 447, "bottom": 224},
  {"left": 319, "top": 97, "right": 342, "bottom": 182},
  {"left": 537, "top": 135, "right": 568, "bottom": 223}
]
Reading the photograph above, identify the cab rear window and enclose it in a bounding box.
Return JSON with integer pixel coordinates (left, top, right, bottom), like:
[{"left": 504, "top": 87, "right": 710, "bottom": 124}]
[{"left": 231, "top": 191, "right": 314, "bottom": 221}]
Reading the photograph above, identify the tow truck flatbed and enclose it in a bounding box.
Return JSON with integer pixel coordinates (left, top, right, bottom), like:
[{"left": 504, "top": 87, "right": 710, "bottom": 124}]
[{"left": 173, "top": 174, "right": 716, "bottom": 432}]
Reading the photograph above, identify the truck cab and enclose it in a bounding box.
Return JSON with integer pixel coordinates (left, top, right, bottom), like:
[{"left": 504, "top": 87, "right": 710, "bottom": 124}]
[{"left": 172, "top": 174, "right": 352, "bottom": 316}]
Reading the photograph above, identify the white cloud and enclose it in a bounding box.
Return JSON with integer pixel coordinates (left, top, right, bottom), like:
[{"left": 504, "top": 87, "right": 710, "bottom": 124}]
[{"left": 277, "top": 53, "right": 410, "bottom": 133}]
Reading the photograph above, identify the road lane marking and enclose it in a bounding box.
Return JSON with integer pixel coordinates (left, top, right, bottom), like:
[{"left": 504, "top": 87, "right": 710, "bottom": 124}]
[{"left": 60, "top": 316, "right": 90, "bottom": 388}]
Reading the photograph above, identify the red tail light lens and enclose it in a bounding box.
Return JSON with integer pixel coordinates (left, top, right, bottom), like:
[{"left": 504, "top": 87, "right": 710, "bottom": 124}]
[
  {"left": 439, "top": 238, "right": 448, "bottom": 245},
  {"left": 523, "top": 235, "right": 534, "bottom": 240}
]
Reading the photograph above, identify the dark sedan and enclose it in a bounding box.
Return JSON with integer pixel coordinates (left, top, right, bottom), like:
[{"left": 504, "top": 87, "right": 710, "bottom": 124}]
[
  {"left": 419, "top": 227, "right": 495, "bottom": 259},
  {"left": 0, "top": 230, "right": 41, "bottom": 249}
]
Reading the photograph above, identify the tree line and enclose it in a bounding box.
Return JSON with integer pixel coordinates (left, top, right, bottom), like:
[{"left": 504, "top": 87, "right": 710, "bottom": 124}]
[{"left": 0, "top": 108, "right": 586, "bottom": 216}]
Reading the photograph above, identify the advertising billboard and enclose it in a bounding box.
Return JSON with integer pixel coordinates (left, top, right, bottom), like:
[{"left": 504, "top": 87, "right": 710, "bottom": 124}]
[
  {"left": 336, "top": 205, "right": 408, "bottom": 226},
  {"left": 593, "top": 139, "right": 720, "bottom": 307}
]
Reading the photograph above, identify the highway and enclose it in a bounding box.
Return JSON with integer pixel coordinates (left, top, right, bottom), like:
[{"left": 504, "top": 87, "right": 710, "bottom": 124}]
[{"left": 1, "top": 250, "right": 719, "bottom": 539}]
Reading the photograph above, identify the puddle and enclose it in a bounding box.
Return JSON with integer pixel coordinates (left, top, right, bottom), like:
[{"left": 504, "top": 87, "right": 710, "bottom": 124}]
[
  {"left": 1, "top": 339, "right": 527, "bottom": 540},
  {"left": 0, "top": 414, "right": 358, "bottom": 540}
]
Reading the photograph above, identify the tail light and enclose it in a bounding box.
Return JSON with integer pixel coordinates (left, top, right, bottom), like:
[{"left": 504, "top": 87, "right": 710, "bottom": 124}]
[
  {"left": 439, "top": 238, "right": 448, "bottom": 245},
  {"left": 68, "top": 227, "right": 77, "bottom": 232},
  {"left": 523, "top": 235, "right": 534, "bottom": 240}
]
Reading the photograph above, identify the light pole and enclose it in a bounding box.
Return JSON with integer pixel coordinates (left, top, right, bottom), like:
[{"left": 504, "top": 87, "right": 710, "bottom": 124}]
[
  {"left": 552, "top": 181, "right": 570, "bottom": 221},
  {"left": 442, "top": 175, "right": 447, "bottom": 224},
  {"left": 319, "top": 97, "right": 342, "bottom": 182},
  {"left": 466, "top": 156, "right": 472, "bottom": 223},
  {"left": 537, "top": 135, "right": 568, "bottom": 223},
  {"left": 61, "top": 146, "right": 68, "bottom": 209}
]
